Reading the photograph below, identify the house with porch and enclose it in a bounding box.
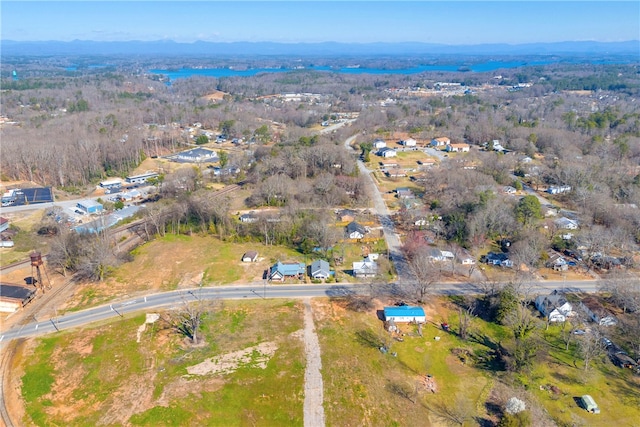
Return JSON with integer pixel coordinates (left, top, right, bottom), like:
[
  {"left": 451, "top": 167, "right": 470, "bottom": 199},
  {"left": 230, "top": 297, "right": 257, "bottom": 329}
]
[
  {"left": 310, "top": 260, "right": 331, "bottom": 279},
  {"left": 352, "top": 260, "right": 378, "bottom": 278},
  {"left": 535, "top": 290, "right": 573, "bottom": 322},
  {"left": 269, "top": 261, "right": 306, "bottom": 281}
]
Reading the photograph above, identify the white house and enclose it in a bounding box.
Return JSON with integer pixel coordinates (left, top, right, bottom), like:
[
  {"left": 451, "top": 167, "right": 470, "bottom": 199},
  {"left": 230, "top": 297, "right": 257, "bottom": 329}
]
[
  {"left": 490, "top": 140, "right": 506, "bottom": 151},
  {"left": 547, "top": 185, "right": 572, "bottom": 195},
  {"left": 383, "top": 306, "right": 426, "bottom": 323},
  {"left": 401, "top": 138, "right": 417, "bottom": 147},
  {"left": 345, "top": 221, "right": 366, "bottom": 239},
  {"left": 535, "top": 291, "right": 573, "bottom": 322},
  {"left": 242, "top": 251, "right": 259, "bottom": 262},
  {"left": 431, "top": 137, "right": 450, "bottom": 147},
  {"left": 457, "top": 250, "right": 476, "bottom": 265},
  {"left": 555, "top": 217, "right": 578, "bottom": 230},
  {"left": 372, "top": 139, "right": 387, "bottom": 149},
  {"left": 378, "top": 147, "right": 397, "bottom": 158},
  {"left": 239, "top": 212, "right": 258, "bottom": 223},
  {"left": 580, "top": 296, "right": 617, "bottom": 326},
  {"left": 445, "top": 143, "right": 470, "bottom": 153},
  {"left": 353, "top": 260, "right": 378, "bottom": 278}
]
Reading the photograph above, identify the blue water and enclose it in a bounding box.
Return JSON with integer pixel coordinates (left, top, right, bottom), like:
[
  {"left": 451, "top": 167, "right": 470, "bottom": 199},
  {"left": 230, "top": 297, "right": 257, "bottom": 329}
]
[{"left": 149, "top": 60, "right": 561, "bottom": 81}]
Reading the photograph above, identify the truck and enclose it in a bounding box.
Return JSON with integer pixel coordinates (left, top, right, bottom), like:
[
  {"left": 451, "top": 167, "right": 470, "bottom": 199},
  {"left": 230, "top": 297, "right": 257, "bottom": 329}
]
[{"left": 1, "top": 189, "right": 19, "bottom": 206}]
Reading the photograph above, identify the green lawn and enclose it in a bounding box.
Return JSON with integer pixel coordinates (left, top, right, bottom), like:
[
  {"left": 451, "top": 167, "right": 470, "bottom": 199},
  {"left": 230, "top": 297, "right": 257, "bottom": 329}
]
[{"left": 20, "top": 300, "right": 305, "bottom": 427}]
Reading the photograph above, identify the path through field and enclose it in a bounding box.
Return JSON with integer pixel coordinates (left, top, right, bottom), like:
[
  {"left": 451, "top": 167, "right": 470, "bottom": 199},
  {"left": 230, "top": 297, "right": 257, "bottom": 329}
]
[{"left": 302, "top": 299, "right": 325, "bottom": 427}]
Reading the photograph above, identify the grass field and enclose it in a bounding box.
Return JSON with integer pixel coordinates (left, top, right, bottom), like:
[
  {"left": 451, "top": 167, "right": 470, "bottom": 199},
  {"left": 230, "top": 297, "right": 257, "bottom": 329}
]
[
  {"left": 316, "top": 297, "right": 640, "bottom": 427},
  {"left": 15, "top": 296, "right": 640, "bottom": 426},
  {"left": 19, "top": 299, "right": 305, "bottom": 426},
  {"left": 62, "top": 235, "right": 304, "bottom": 311}
]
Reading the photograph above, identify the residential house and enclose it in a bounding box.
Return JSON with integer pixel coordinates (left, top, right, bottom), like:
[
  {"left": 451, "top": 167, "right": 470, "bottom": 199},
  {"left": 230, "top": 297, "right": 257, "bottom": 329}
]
[
  {"left": 490, "top": 140, "right": 506, "bottom": 152},
  {"left": 396, "top": 187, "right": 414, "bottom": 199},
  {"left": 427, "top": 248, "right": 454, "bottom": 262},
  {"left": 352, "top": 260, "right": 378, "bottom": 278},
  {"left": 431, "top": 137, "right": 450, "bottom": 147},
  {"left": 310, "top": 260, "right": 331, "bottom": 279},
  {"left": 0, "top": 217, "right": 9, "bottom": 233},
  {"left": 378, "top": 147, "right": 397, "bottom": 158},
  {"left": 241, "top": 251, "right": 259, "bottom": 262},
  {"left": 457, "top": 250, "right": 476, "bottom": 265},
  {"left": 445, "top": 143, "right": 470, "bottom": 153},
  {"left": 269, "top": 261, "right": 306, "bottom": 281},
  {"left": 546, "top": 253, "right": 569, "bottom": 271},
  {"left": 418, "top": 158, "right": 437, "bottom": 169},
  {"left": 503, "top": 186, "right": 517, "bottom": 195},
  {"left": 372, "top": 139, "right": 387, "bottom": 149},
  {"left": 400, "top": 138, "right": 417, "bottom": 147},
  {"left": 555, "top": 217, "right": 579, "bottom": 230},
  {"left": 535, "top": 290, "right": 573, "bottom": 322},
  {"left": 380, "top": 160, "right": 399, "bottom": 169},
  {"left": 547, "top": 185, "right": 572, "bottom": 195},
  {"left": 383, "top": 306, "right": 426, "bottom": 323},
  {"left": 239, "top": 212, "right": 258, "bottom": 223},
  {"left": 483, "top": 252, "right": 513, "bottom": 268},
  {"left": 387, "top": 169, "right": 407, "bottom": 178},
  {"left": 580, "top": 296, "right": 617, "bottom": 326},
  {"left": 345, "top": 221, "right": 366, "bottom": 239}
]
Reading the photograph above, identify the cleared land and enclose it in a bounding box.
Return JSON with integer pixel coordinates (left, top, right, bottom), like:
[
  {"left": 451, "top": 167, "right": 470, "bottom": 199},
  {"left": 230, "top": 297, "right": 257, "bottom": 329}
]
[{"left": 15, "top": 299, "right": 305, "bottom": 426}]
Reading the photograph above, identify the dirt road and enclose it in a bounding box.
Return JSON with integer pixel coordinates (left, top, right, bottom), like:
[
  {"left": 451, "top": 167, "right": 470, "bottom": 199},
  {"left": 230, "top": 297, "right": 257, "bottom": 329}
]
[{"left": 302, "top": 299, "right": 325, "bottom": 427}]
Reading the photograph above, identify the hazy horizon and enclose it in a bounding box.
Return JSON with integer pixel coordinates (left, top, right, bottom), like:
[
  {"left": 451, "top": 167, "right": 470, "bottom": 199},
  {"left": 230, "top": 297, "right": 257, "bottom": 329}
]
[{"left": 2, "top": 1, "right": 639, "bottom": 45}]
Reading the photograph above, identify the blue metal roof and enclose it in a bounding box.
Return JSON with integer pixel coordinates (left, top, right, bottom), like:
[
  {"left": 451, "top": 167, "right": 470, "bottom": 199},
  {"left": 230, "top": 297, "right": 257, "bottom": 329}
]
[
  {"left": 272, "top": 261, "right": 305, "bottom": 276},
  {"left": 383, "top": 306, "right": 425, "bottom": 318}
]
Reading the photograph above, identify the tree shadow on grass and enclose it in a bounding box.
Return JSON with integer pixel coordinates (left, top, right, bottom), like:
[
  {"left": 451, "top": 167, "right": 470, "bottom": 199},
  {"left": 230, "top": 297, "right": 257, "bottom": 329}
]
[{"left": 355, "top": 329, "right": 382, "bottom": 349}]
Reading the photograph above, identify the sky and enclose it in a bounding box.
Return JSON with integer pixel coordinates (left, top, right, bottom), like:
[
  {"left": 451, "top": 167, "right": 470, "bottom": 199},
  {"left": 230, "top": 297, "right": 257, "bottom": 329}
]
[{"left": 2, "top": 1, "right": 639, "bottom": 45}]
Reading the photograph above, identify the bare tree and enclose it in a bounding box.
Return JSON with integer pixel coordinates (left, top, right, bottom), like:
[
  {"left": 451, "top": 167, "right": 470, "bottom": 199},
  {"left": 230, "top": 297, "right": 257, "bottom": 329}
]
[
  {"left": 405, "top": 248, "right": 443, "bottom": 303},
  {"left": 165, "top": 297, "right": 218, "bottom": 345},
  {"left": 578, "top": 329, "right": 604, "bottom": 372}
]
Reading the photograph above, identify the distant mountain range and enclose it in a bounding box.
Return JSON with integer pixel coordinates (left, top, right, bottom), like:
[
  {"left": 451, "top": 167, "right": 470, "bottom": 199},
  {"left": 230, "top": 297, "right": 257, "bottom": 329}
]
[{"left": 2, "top": 40, "right": 639, "bottom": 57}]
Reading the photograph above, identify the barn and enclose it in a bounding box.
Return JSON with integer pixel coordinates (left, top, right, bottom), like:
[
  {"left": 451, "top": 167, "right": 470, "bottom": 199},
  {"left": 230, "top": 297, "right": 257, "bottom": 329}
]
[{"left": 383, "top": 306, "right": 426, "bottom": 323}]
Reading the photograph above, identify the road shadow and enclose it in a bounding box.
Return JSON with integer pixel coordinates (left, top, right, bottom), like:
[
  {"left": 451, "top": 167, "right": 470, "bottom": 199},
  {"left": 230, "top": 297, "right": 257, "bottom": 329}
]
[{"left": 325, "top": 285, "right": 356, "bottom": 298}]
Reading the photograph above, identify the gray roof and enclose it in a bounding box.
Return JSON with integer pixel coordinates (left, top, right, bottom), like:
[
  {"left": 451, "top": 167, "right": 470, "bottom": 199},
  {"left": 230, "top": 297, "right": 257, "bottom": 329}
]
[
  {"left": 346, "top": 221, "right": 366, "bottom": 235},
  {"left": 311, "top": 259, "right": 330, "bottom": 276}
]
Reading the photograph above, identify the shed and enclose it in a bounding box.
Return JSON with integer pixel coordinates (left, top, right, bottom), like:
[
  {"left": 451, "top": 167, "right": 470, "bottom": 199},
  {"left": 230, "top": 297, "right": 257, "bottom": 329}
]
[
  {"left": 580, "top": 395, "right": 600, "bottom": 414},
  {"left": 76, "top": 199, "right": 103, "bottom": 214},
  {"left": 242, "top": 251, "right": 259, "bottom": 262},
  {"left": 383, "top": 306, "right": 426, "bottom": 323},
  {"left": 0, "top": 217, "right": 9, "bottom": 233},
  {"left": 0, "top": 283, "right": 36, "bottom": 312}
]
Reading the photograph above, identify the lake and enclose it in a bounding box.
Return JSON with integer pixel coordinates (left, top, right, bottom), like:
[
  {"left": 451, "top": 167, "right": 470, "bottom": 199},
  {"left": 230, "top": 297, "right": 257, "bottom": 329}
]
[{"left": 148, "top": 60, "right": 573, "bottom": 81}]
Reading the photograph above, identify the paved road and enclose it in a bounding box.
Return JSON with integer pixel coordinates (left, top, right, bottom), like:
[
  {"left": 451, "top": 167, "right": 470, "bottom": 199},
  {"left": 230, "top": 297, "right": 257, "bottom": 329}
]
[
  {"left": 0, "top": 186, "right": 153, "bottom": 215},
  {"left": 0, "top": 279, "right": 598, "bottom": 344},
  {"left": 343, "top": 135, "right": 414, "bottom": 283}
]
